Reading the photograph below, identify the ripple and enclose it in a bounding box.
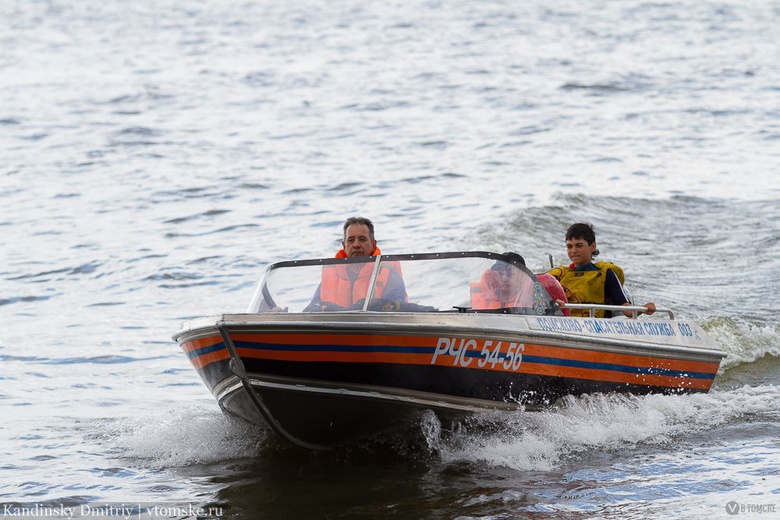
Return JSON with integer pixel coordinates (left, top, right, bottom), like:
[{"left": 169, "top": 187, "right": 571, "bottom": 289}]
[
  {"left": 1, "top": 0, "right": 778, "bottom": 513},
  {"left": 145, "top": 272, "right": 202, "bottom": 281},
  {"left": 8, "top": 262, "right": 101, "bottom": 281},
  {"left": 0, "top": 295, "right": 56, "bottom": 306},
  {"left": 113, "top": 126, "right": 163, "bottom": 137},
  {"left": 45, "top": 356, "right": 137, "bottom": 365},
  {"left": 163, "top": 209, "right": 232, "bottom": 224}
]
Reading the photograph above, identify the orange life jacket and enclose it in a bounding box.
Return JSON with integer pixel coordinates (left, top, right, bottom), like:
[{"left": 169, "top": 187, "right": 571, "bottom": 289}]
[
  {"left": 470, "top": 270, "right": 529, "bottom": 309},
  {"left": 470, "top": 270, "right": 498, "bottom": 309},
  {"left": 320, "top": 247, "right": 405, "bottom": 306}
]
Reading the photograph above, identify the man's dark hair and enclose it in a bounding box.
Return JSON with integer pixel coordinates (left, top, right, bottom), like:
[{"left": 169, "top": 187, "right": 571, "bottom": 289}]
[{"left": 343, "top": 216, "right": 375, "bottom": 241}]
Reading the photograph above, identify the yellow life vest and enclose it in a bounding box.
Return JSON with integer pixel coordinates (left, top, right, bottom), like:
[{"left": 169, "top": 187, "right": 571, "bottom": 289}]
[{"left": 547, "top": 262, "right": 624, "bottom": 318}]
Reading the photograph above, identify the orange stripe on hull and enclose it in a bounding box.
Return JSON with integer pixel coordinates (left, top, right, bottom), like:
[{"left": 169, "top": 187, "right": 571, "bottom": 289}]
[
  {"left": 184, "top": 331, "right": 719, "bottom": 391},
  {"left": 180, "top": 334, "right": 223, "bottom": 353},
  {"left": 232, "top": 332, "right": 426, "bottom": 347},
  {"left": 520, "top": 361, "right": 716, "bottom": 390},
  {"left": 180, "top": 334, "right": 229, "bottom": 370},
  {"left": 522, "top": 343, "right": 719, "bottom": 375},
  {"left": 233, "top": 334, "right": 715, "bottom": 369},
  {"left": 191, "top": 349, "right": 230, "bottom": 370},
  {"left": 235, "top": 347, "right": 432, "bottom": 365}
]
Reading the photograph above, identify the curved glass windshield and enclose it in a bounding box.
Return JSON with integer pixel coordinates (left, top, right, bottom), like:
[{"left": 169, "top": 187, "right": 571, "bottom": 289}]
[{"left": 248, "top": 251, "right": 561, "bottom": 316}]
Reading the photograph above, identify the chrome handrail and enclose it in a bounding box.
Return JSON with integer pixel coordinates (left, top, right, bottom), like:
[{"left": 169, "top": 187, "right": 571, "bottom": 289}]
[{"left": 559, "top": 303, "right": 674, "bottom": 320}]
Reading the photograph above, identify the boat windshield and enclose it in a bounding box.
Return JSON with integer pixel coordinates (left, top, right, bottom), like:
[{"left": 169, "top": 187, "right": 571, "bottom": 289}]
[{"left": 248, "top": 252, "right": 561, "bottom": 316}]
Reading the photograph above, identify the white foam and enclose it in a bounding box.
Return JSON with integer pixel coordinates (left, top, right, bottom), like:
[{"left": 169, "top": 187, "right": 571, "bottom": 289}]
[
  {"left": 703, "top": 317, "right": 780, "bottom": 372},
  {"left": 441, "top": 384, "right": 780, "bottom": 471},
  {"left": 100, "top": 404, "right": 266, "bottom": 468}
]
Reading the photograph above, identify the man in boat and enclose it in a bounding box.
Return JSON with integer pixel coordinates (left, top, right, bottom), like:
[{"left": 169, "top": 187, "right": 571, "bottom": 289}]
[
  {"left": 547, "top": 222, "right": 656, "bottom": 318},
  {"left": 305, "top": 217, "right": 408, "bottom": 311}
]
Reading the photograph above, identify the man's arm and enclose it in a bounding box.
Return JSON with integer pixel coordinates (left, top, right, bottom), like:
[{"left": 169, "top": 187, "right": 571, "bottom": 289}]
[
  {"left": 302, "top": 284, "right": 324, "bottom": 312},
  {"left": 381, "top": 269, "right": 408, "bottom": 302}
]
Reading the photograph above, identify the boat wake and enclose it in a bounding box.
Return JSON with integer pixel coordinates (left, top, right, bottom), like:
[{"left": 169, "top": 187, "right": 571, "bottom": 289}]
[
  {"left": 93, "top": 377, "right": 779, "bottom": 476},
  {"left": 438, "top": 383, "right": 780, "bottom": 472}
]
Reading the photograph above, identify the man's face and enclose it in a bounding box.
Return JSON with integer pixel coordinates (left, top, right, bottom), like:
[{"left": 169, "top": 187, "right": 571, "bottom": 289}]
[{"left": 342, "top": 224, "right": 376, "bottom": 257}]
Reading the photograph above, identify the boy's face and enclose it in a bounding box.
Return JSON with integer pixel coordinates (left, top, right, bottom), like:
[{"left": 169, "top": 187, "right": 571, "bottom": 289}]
[{"left": 566, "top": 237, "right": 597, "bottom": 267}]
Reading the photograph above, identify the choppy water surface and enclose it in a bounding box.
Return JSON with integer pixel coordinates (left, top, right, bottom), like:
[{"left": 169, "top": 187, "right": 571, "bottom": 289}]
[{"left": 2, "top": 0, "right": 779, "bottom": 518}]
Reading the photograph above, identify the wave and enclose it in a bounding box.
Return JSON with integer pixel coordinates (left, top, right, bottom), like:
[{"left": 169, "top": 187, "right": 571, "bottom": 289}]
[{"left": 702, "top": 316, "right": 780, "bottom": 374}]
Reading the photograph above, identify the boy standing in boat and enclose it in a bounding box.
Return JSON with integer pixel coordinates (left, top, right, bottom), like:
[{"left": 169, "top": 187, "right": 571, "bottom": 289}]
[{"left": 548, "top": 223, "right": 655, "bottom": 318}]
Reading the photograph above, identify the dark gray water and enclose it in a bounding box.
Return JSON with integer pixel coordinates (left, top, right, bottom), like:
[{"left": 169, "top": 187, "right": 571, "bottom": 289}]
[{"left": 2, "top": 1, "right": 779, "bottom": 518}]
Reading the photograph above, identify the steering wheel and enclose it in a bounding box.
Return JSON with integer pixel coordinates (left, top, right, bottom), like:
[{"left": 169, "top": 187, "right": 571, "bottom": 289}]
[
  {"left": 320, "top": 300, "right": 348, "bottom": 311},
  {"left": 303, "top": 300, "right": 362, "bottom": 312}
]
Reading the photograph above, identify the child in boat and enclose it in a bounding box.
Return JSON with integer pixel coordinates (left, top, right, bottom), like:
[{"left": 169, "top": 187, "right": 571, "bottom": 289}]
[{"left": 547, "top": 222, "right": 656, "bottom": 318}]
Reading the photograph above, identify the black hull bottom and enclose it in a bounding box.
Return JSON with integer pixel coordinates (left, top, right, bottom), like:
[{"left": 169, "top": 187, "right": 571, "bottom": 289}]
[
  {"left": 218, "top": 375, "right": 499, "bottom": 450},
  {"left": 214, "top": 370, "right": 709, "bottom": 451},
  {"left": 255, "top": 386, "right": 440, "bottom": 450}
]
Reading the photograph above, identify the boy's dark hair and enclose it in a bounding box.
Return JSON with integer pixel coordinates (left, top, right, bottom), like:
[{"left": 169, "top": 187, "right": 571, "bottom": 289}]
[
  {"left": 343, "top": 216, "right": 375, "bottom": 241},
  {"left": 566, "top": 223, "right": 600, "bottom": 256},
  {"left": 566, "top": 222, "right": 596, "bottom": 243}
]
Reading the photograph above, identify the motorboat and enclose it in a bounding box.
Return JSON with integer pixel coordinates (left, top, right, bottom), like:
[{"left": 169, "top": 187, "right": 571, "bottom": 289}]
[{"left": 173, "top": 251, "right": 725, "bottom": 450}]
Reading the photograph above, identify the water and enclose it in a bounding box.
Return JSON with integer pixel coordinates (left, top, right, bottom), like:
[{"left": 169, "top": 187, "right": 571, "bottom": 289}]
[{"left": 2, "top": 0, "right": 779, "bottom": 518}]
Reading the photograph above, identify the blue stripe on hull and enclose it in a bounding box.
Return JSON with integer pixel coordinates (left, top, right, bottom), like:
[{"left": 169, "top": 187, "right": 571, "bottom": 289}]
[{"left": 230, "top": 340, "right": 716, "bottom": 381}]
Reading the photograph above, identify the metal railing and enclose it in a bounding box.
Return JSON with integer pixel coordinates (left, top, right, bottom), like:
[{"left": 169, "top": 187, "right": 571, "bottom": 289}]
[{"left": 559, "top": 303, "right": 674, "bottom": 320}]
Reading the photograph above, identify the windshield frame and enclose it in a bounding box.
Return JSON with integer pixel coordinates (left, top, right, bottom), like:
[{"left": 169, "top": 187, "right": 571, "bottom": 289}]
[{"left": 247, "top": 251, "right": 559, "bottom": 316}]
